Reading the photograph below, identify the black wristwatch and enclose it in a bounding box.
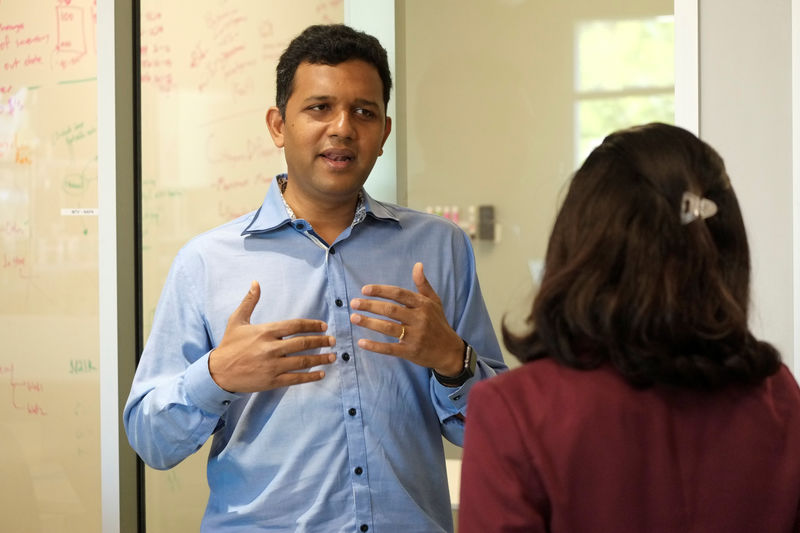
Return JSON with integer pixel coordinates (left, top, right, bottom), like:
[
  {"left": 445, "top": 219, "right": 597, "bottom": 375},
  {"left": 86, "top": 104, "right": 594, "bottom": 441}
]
[{"left": 433, "top": 341, "right": 476, "bottom": 388}]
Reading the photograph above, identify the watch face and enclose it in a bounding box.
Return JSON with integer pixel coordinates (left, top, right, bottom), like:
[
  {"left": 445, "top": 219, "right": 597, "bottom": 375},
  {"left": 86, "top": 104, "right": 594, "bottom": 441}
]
[{"left": 466, "top": 345, "right": 476, "bottom": 376}]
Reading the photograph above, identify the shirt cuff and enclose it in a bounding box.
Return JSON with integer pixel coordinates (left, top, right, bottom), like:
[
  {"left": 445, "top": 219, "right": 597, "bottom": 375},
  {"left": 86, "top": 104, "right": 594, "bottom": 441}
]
[
  {"left": 431, "top": 376, "right": 479, "bottom": 416},
  {"left": 183, "top": 351, "right": 242, "bottom": 416}
]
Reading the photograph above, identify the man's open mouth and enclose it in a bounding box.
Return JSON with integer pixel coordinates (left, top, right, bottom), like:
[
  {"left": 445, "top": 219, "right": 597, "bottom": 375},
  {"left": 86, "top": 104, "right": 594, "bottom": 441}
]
[{"left": 321, "top": 150, "right": 355, "bottom": 162}]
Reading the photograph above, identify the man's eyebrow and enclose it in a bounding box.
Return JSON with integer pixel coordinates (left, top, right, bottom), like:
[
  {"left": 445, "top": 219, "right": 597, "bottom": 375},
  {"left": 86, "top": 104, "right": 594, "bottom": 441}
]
[
  {"left": 352, "top": 98, "right": 380, "bottom": 109},
  {"left": 301, "top": 95, "right": 381, "bottom": 109},
  {"left": 302, "top": 95, "right": 333, "bottom": 104}
]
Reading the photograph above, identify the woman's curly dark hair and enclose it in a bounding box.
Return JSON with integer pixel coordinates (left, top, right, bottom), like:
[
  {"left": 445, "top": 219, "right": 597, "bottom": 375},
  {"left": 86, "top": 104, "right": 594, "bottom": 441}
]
[{"left": 504, "top": 123, "right": 781, "bottom": 389}]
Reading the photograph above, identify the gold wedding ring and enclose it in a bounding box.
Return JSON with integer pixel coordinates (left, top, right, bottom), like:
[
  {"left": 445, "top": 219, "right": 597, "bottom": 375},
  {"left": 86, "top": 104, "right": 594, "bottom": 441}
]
[{"left": 398, "top": 326, "right": 406, "bottom": 342}]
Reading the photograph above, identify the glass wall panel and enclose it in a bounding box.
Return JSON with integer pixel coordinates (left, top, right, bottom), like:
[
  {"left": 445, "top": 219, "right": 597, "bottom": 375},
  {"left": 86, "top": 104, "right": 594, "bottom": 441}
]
[
  {"left": 138, "top": 2, "right": 344, "bottom": 530},
  {"left": 398, "top": 0, "right": 674, "bottom": 527},
  {"left": 400, "top": 0, "right": 674, "bottom": 368},
  {"left": 0, "top": 1, "right": 100, "bottom": 531}
]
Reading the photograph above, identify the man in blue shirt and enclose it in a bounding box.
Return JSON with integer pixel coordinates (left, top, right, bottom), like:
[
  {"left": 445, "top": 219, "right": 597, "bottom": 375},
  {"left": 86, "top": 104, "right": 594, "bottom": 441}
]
[{"left": 124, "top": 24, "right": 506, "bottom": 532}]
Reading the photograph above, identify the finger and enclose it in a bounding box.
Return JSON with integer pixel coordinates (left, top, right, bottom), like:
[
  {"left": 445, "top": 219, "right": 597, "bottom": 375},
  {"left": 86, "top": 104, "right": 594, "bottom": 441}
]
[
  {"left": 229, "top": 280, "right": 261, "bottom": 325},
  {"left": 273, "top": 352, "right": 336, "bottom": 374},
  {"left": 279, "top": 334, "right": 336, "bottom": 356},
  {"left": 412, "top": 262, "right": 440, "bottom": 303},
  {"left": 265, "top": 318, "right": 329, "bottom": 338},
  {"left": 350, "top": 313, "right": 404, "bottom": 338},
  {"left": 349, "top": 297, "right": 408, "bottom": 322},
  {"left": 357, "top": 337, "right": 403, "bottom": 356},
  {"left": 272, "top": 369, "right": 328, "bottom": 388},
  {"left": 359, "top": 283, "right": 419, "bottom": 306}
]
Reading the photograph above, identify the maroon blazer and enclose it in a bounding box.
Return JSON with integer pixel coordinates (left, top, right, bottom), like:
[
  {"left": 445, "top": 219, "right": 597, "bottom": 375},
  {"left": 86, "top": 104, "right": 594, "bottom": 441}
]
[{"left": 460, "top": 359, "right": 800, "bottom": 533}]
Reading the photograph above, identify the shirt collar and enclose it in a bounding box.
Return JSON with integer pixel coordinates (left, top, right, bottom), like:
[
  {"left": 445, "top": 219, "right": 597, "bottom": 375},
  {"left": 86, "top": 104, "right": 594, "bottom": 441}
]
[{"left": 241, "top": 174, "right": 399, "bottom": 236}]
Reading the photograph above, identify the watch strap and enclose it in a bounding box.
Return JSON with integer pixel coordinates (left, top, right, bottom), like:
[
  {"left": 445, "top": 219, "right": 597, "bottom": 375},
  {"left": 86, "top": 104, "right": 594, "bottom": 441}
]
[{"left": 433, "top": 341, "right": 475, "bottom": 387}]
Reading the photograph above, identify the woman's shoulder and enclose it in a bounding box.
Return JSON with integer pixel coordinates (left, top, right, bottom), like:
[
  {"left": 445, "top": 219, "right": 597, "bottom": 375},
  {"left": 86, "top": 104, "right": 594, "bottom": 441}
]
[
  {"left": 472, "top": 358, "right": 603, "bottom": 407},
  {"left": 471, "top": 357, "right": 652, "bottom": 425},
  {"left": 479, "top": 358, "right": 615, "bottom": 392},
  {"left": 770, "top": 363, "right": 800, "bottom": 390},
  {"left": 761, "top": 363, "right": 800, "bottom": 414}
]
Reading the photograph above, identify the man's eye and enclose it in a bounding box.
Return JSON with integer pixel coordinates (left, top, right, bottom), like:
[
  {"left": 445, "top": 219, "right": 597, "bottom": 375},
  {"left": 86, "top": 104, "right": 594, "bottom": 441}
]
[
  {"left": 355, "top": 108, "right": 375, "bottom": 118},
  {"left": 308, "top": 104, "right": 329, "bottom": 111}
]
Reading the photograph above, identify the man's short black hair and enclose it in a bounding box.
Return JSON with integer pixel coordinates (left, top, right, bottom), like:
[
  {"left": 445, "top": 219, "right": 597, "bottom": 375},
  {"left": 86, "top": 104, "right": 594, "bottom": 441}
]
[{"left": 275, "top": 24, "right": 392, "bottom": 117}]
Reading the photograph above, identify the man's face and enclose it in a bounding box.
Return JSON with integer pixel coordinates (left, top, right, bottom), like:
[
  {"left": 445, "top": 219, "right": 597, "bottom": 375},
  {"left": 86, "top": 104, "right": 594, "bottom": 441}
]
[{"left": 266, "top": 59, "right": 392, "bottom": 208}]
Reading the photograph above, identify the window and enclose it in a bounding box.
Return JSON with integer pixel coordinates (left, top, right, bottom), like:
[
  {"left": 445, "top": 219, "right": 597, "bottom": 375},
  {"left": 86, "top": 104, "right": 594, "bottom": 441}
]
[{"left": 575, "top": 16, "right": 675, "bottom": 164}]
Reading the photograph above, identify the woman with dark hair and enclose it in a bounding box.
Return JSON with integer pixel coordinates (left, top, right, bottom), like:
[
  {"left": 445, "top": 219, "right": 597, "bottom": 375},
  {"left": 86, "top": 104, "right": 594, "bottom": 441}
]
[{"left": 459, "top": 123, "right": 800, "bottom": 532}]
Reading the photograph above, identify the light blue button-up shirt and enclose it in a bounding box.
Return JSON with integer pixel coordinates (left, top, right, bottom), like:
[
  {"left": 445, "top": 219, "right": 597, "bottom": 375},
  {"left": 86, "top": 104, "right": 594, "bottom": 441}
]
[{"left": 124, "top": 175, "right": 506, "bottom": 532}]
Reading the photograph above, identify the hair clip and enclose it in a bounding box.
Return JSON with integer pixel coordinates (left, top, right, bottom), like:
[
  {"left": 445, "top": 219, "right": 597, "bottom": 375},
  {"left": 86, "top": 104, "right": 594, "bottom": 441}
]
[{"left": 680, "top": 191, "right": 718, "bottom": 225}]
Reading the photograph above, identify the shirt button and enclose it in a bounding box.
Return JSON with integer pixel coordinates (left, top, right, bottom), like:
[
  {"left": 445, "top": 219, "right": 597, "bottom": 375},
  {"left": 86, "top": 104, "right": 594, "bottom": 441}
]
[
  {"left": 222, "top": 400, "right": 231, "bottom": 406},
  {"left": 294, "top": 222, "right": 305, "bottom": 230},
  {"left": 342, "top": 353, "right": 350, "bottom": 361},
  {"left": 360, "top": 525, "right": 369, "bottom": 532},
  {"left": 329, "top": 246, "right": 336, "bottom": 254},
  {"left": 335, "top": 298, "right": 343, "bottom": 307},
  {"left": 354, "top": 466, "right": 363, "bottom": 475},
  {"left": 453, "top": 395, "right": 462, "bottom": 401},
  {"left": 348, "top": 408, "right": 357, "bottom": 416}
]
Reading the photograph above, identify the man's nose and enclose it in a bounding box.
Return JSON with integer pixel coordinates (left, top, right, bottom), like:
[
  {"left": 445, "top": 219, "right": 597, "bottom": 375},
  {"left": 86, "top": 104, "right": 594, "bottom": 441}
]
[{"left": 329, "top": 110, "right": 356, "bottom": 139}]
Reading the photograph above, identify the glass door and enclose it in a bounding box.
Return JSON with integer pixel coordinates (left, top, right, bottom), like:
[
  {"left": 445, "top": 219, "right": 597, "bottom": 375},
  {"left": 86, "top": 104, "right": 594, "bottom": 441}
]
[{"left": 396, "top": 0, "right": 676, "bottom": 528}]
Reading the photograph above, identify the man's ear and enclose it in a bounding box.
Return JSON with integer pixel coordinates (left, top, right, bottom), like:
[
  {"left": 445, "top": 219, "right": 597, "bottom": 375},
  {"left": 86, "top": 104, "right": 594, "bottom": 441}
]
[
  {"left": 265, "top": 107, "right": 285, "bottom": 148},
  {"left": 378, "top": 116, "right": 392, "bottom": 156}
]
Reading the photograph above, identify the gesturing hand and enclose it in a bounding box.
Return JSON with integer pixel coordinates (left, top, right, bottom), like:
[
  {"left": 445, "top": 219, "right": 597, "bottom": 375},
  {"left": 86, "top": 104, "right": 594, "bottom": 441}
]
[
  {"left": 349, "top": 262, "right": 464, "bottom": 377},
  {"left": 209, "top": 281, "right": 337, "bottom": 393}
]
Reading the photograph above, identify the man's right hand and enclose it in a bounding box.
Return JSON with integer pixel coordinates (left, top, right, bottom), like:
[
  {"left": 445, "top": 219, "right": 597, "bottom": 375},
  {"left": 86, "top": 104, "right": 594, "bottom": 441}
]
[{"left": 209, "top": 280, "right": 336, "bottom": 393}]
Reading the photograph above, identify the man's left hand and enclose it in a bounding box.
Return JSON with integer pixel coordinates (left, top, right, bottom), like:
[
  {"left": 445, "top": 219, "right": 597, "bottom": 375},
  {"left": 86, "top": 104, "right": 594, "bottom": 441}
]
[{"left": 349, "top": 262, "right": 465, "bottom": 377}]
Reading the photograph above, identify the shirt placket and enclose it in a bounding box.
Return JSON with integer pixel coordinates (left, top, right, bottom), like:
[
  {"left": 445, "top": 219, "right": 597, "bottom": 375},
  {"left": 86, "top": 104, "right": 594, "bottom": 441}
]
[{"left": 304, "top": 231, "right": 373, "bottom": 532}]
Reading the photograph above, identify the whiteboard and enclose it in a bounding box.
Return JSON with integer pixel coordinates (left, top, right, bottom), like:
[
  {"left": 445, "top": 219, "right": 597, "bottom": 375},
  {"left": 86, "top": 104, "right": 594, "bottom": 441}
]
[
  {"left": 0, "top": 0, "right": 101, "bottom": 531},
  {"left": 138, "top": 1, "right": 345, "bottom": 530}
]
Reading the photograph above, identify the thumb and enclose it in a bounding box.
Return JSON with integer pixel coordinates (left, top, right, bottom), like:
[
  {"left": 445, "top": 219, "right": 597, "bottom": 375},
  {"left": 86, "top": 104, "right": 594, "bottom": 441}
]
[
  {"left": 230, "top": 280, "right": 260, "bottom": 325},
  {"left": 412, "top": 262, "right": 439, "bottom": 301}
]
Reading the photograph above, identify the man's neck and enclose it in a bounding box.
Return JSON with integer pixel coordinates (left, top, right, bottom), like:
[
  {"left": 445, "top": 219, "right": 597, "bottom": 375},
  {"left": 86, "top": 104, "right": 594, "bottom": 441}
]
[{"left": 282, "top": 185, "right": 358, "bottom": 245}]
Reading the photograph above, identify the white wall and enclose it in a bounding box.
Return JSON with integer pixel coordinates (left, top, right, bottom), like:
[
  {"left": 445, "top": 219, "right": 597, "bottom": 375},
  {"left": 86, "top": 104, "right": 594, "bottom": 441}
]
[
  {"left": 699, "top": 0, "right": 795, "bottom": 370},
  {"left": 795, "top": 0, "right": 800, "bottom": 377}
]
